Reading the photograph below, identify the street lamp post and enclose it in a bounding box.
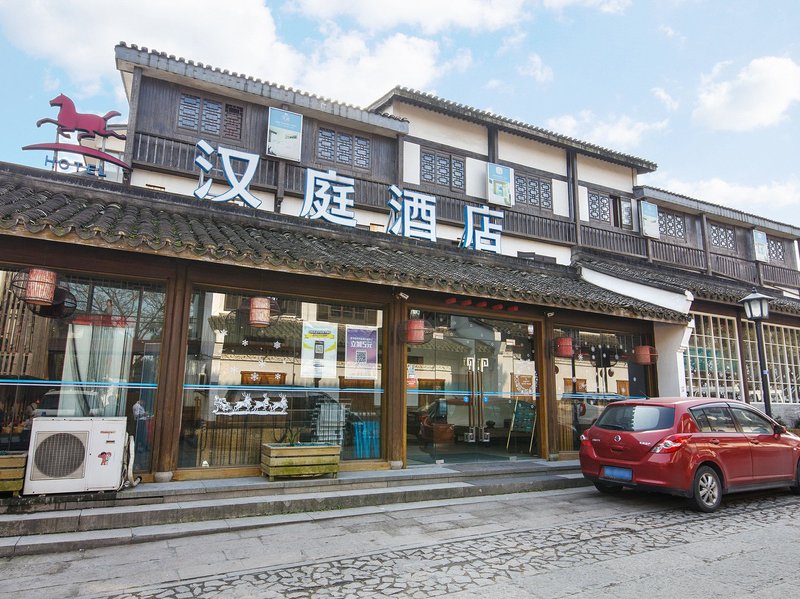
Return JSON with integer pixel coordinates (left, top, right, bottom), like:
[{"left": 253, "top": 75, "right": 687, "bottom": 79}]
[{"left": 739, "top": 290, "right": 773, "bottom": 417}]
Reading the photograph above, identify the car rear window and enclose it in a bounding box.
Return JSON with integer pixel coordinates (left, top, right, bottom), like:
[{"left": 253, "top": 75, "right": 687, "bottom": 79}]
[{"left": 595, "top": 404, "right": 675, "bottom": 432}]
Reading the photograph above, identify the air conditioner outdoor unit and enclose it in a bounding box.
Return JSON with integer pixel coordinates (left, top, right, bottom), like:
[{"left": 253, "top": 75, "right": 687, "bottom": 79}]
[{"left": 24, "top": 417, "right": 128, "bottom": 495}]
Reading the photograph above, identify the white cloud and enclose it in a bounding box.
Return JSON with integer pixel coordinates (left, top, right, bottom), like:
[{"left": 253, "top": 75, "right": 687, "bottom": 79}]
[
  {"left": 498, "top": 30, "right": 527, "bottom": 55},
  {"left": 0, "top": 0, "right": 468, "bottom": 110},
  {"left": 693, "top": 56, "right": 800, "bottom": 131},
  {"left": 299, "top": 30, "right": 445, "bottom": 106},
  {"left": 0, "top": 0, "right": 304, "bottom": 101},
  {"left": 641, "top": 174, "right": 800, "bottom": 227},
  {"left": 542, "top": 0, "right": 631, "bottom": 14},
  {"left": 518, "top": 54, "right": 553, "bottom": 83},
  {"left": 546, "top": 111, "right": 668, "bottom": 150},
  {"left": 652, "top": 87, "right": 679, "bottom": 111},
  {"left": 290, "top": 0, "right": 528, "bottom": 34}
]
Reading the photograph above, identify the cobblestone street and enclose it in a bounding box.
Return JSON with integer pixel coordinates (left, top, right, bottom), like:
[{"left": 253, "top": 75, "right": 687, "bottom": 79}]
[{"left": 3, "top": 487, "right": 799, "bottom": 599}]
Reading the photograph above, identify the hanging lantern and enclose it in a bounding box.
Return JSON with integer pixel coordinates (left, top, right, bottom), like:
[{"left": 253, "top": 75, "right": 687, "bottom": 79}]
[
  {"left": 632, "top": 345, "right": 658, "bottom": 365},
  {"left": 10, "top": 268, "right": 58, "bottom": 306},
  {"left": 553, "top": 336, "right": 574, "bottom": 358},
  {"left": 249, "top": 297, "right": 272, "bottom": 327},
  {"left": 406, "top": 319, "right": 426, "bottom": 344}
]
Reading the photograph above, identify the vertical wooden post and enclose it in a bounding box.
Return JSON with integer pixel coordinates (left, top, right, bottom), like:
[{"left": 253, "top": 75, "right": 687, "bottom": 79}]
[
  {"left": 153, "top": 262, "right": 191, "bottom": 477},
  {"left": 384, "top": 294, "right": 406, "bottom": 466}
]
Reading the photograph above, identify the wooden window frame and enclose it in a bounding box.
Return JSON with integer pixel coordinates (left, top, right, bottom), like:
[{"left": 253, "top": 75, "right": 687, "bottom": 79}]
[{"left": 177, "top": 92, "right": 243, "bottom": 141}]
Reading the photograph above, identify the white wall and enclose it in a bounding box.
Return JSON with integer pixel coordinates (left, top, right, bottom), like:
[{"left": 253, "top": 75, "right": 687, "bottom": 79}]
[
  {"left": 403, "top": 141, "right": 421, "bottom": 185},
  {"left": 465, "top": 157, "right": 488, "bottom": 200},
  {"left": 577, "top": 155, "right": 634, "bottom": 193},
  {"left": 578, "top": 186, "right": 589, "bottom": 222},
  {"left": 552, "top": 180, "right": 569, "bottom": 217},
  {"left": 497, "top": 131, "right": 567, "bottom": 176},
  {"left": 654, "top": 321, "right": 695, "bottom": 397},
  {"left": 131, "top": 170, "right": 276, "bottom": 212},
  {"left": 390, "top": 103, "right": 487, "bottom": 155},
  {"left": 580, "top": 268, "right": 694, "bottom": 314}
]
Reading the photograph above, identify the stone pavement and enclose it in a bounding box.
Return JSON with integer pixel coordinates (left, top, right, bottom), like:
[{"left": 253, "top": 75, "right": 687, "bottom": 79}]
[{"left": 2, "top": 485, "right": 798, "bottom": 598}]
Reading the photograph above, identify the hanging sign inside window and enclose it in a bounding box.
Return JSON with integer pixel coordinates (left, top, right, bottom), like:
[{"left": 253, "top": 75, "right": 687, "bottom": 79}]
[
  {"left": 267, "top": 107, "right": 303, "bottom": 162},
  {"left": 345, "top": 326, "right": 378, "bottom": 380},
  {"left": 753, "top": 230, "right": 769, "bottom": 262},
  {"left": 487, "top": 163, "right": 514, "bottom": 207},
  {"left": 640, "top": 201, "right": 660, "bottom": 239},
  {"left": 300, "top": 321, "right": 338, "bottom": 378}
]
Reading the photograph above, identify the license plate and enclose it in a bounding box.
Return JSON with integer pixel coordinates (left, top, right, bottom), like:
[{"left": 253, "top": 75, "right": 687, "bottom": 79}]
[{"left": 602, "top": 466, "right": 632, "bottom": 481}]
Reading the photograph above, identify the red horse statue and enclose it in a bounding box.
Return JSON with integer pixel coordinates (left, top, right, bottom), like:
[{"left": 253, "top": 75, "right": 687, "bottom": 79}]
[{"left": 36, "top": 93, "right": 126, "bottom": 142}]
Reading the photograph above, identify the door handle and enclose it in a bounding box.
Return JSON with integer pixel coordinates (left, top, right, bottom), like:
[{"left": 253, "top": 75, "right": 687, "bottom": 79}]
[
  {"left": 750, "top": 440, "right": 760, "bottom": 445},
  {"left": 709, "top": 439, "right": 720, "bottom": 445}
]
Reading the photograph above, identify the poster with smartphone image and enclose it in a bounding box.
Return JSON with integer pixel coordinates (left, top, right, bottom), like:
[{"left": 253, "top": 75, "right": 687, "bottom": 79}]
[{"left": 301, "top": 321, "right": 338, "bottom": 378}]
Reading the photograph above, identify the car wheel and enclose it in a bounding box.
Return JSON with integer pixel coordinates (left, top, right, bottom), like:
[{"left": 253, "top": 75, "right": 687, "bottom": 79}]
[
  {"left": 790, "top": 461, "right": 800, "bottom": 495},
  {"left": 692, "top": 465, "right": 722, "bottom": 512},
  {"left": 594, "top": 481, "right": 623, "bottom": 494}
]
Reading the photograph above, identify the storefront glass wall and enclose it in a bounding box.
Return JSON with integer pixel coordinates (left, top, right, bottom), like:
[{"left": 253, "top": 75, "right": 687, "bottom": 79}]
[
  {"left": 683, "top": 313, "right": 743, "bottom": 400},
  {"left": 180, "top": 289, "right": 383, "bottom": 468},
  {"left": 0, "top": 269, "right": 165, "bottom": 471},
  {"left": 406, "top": 312, "right": 539, "bottom": 464},
  {"left": 742, "top": 321, "right": 800, "bottom": 406},
  {"left": 555, "top": 327, "right": 649, "bottom": 451}
]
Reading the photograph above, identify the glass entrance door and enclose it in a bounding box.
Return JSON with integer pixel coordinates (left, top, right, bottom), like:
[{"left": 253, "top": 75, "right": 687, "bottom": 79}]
[{"left": 406, "top": 313, "right": 539, "bottom": 464}]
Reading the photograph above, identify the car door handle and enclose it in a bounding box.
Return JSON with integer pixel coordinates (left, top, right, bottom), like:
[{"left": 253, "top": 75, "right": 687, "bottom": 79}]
[
  {"left": 750, "top": 440, "right": 760, "bottom": 445},
  {"left": 709, "top": 439, "right": 720, "bottom": 445}
]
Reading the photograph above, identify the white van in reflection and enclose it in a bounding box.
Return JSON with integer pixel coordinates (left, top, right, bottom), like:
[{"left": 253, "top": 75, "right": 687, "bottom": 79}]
[{"left": 33, "top": 389, "right": 101, "bottom": 418}]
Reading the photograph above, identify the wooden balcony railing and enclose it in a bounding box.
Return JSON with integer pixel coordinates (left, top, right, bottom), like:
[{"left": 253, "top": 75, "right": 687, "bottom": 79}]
[
  {"left": 760, "top": 263, "right": 800, "bottom": 288},
  {"left": 650, "top": 239, "right": 706, "bottom": 271},
  {"left": 710, "top": 253, "right": 759, "bottom": 284},
  {"left": 581, "top": 225, "right": 648, "bottom": 257}
]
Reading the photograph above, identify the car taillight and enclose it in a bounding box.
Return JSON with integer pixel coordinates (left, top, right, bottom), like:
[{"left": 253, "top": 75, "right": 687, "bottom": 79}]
[
  {"left": 579, "top": 433, "right": 591, "bottom": 447},
  {"left": 651, "top": 434, "right": 691, "bottom": 454}
]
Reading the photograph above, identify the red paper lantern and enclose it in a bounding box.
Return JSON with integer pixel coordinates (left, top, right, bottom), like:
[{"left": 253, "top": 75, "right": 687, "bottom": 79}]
[
  {"left": 24, "top": 268, "right": 57, "bottom": 305},
  {"left": 554, "top": 337, "right": 574, "bottom": 358},
  {"left": 249, "top": 297, "right": 272, "bottom": 327},
  {"left": 406, "top": 319, "right": 426, "bottom": 344},
  {"left": 632, "top": 345, "right": 658, "bottom": 365}
]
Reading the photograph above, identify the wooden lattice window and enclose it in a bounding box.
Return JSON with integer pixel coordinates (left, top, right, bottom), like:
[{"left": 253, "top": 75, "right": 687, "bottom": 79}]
[
  {"left": 317, "top": 127, "right": 371, "bottom": 170},
  {"left": 420, "top": 149, "right": 465, "bottom": 192},
  {"left": 658, "top": 210, "right": 686, "bottom": 239},
  {"left": 768, "top": 238, "right": 786, "bottom": 262},
  {"left": 514, "top": 173, "right": 553, "bottom": 210},
  {"left": 588, "top": 191, "right": 611, "bottom": 222},
  {"left": 178, "top": 93, "right": 243, "bottom": 140},
  {"left": 709, "top": 223, "right": 736, "bottom": 250}
]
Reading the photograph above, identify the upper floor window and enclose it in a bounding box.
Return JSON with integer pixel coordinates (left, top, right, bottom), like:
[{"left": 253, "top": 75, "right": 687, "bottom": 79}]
[
  {"left": 514, "top": 173, "right": 552, "bottom": 210},
  {"left": 420, "top": 149, "right": 465, "bottom": 192},
  {"left": 658, "top": 210, "right": 686, "bottom": 239},
  {"left": 178, "top": 93, "right": 243, "bottom": 140},
  {"left": 317, "top": 127, "right": 371, "bottom": 170},
  {"left": 709, "top": 223, "right": 736, "bottom": 250},
  {"left": 768, "top": 237, "right": 786, "bottom": 263},
  {"left": 588, "top": 191, "right": 611, "bottom": 223}
]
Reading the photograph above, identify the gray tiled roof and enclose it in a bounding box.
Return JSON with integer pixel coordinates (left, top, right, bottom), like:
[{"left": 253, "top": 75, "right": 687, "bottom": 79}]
[
  {"left": 0, "top": 163, "right": 687, "bottom": 323},
  {"left": 576, "top": 251, "right": 800, "bottom": 316}
]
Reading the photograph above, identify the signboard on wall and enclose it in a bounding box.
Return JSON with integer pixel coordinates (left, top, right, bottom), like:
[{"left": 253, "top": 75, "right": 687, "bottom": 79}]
[
  {"left": 640, "top": 201, "right": 660, "bottom": 239},
  {"left": 487, "top": 163, "right": 514, "bottom": 207},
  {"left": 345, "top": 326, "right": 378, "bottom": 380},
  {"left": 753, "top": 230, "right": 769, "bottom": 262},
  {"left": 300, "top": 321, "right": 338, "bottom": 378},
  {"left": 267, "top": 107, "right": 303, "bottom": 162}
]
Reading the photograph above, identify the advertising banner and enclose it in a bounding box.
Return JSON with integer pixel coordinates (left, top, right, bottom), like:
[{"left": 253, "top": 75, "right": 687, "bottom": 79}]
[
  {"left": 487, "top": 163, "right": 514, "bottom": 207},
  {"left": 753, "top": 230, "right": 769, "bottom": 262},
  {"left": 345, "top": 326, "right": 379, "bottom": 380},
  {"left": 300, "top": 321, "right": 338, "bottom": 378},
  {"left": 640, "top": 201, "right": 660, "bottom": 238},
  {"left": 267, "top": 107, "right": 303, "bottom": 162}
]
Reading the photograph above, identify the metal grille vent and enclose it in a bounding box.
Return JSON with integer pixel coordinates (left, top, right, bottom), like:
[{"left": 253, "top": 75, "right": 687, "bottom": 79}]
[{"left": 32, "top": 432, "right": 88, "bottom": 479}]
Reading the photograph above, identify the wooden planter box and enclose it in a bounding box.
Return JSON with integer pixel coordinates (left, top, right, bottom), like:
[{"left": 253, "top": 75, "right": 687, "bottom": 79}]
[
  {"left": 0, "top": 451, "right": 27, "bottom": 495},
  {"left": 261, "top": 443, "right": 340, "bottom": 481}
]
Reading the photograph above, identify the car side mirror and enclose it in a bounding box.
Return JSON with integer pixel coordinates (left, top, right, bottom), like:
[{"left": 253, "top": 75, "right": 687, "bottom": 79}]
[{"left": 774, "top": 424, "right": 787, "bottom": 435}]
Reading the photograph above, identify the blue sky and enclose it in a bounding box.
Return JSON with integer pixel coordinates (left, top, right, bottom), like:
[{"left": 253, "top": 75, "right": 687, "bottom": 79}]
[{"left": 0, "top": 0, "right": 798, "bottom": 226}]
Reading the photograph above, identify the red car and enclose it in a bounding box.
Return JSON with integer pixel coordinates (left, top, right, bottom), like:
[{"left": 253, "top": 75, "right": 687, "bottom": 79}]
[{"left": 579, "top": 397, "right": 800, "bottom": 512}]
